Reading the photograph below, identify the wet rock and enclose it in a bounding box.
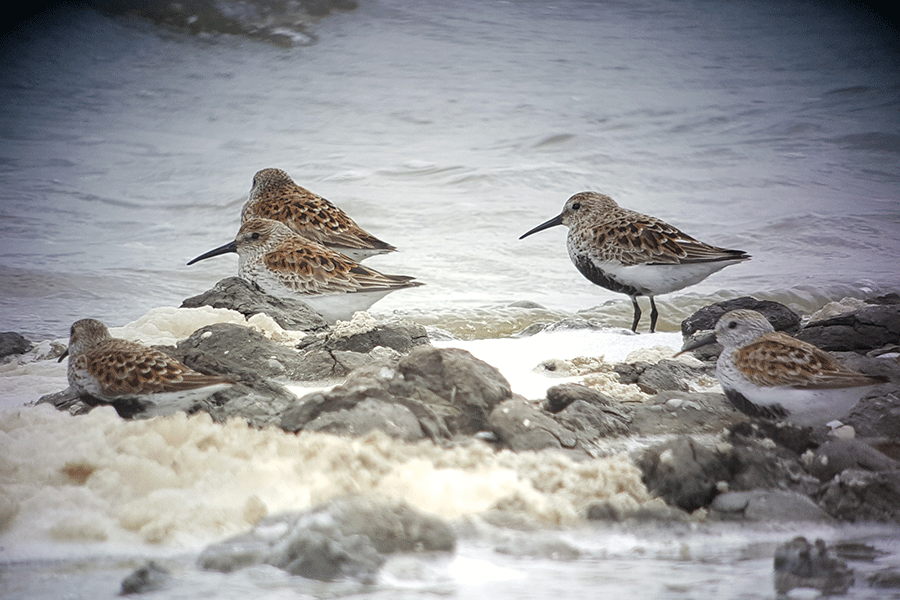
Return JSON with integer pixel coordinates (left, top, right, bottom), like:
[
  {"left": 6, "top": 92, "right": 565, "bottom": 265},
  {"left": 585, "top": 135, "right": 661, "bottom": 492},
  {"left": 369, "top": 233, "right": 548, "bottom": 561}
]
[
  {"left": 681, "top": 297, "right": 801, "bottom": 338},
  {"left": 489, "top": 384, "right": 631, "bottom": 457},
  {"left": 710, "top": 490, "right": 833, "bottom": 522},
  {"left": 637, "top": 436, "right": 732, "bottom": 512},
  {"left": 542, "top": 383, "right": 608, "bottom": 413},
  {"left": 120, "top": 561, "right": 171, "bottom": 595},
  {"left": 796, "top": 303, "right": 900, "bottom": 351},
  {"left": 181, "top": 277, "right": 328, "bottom": 332},
  {"left": 808, "top": 438, "right": 900, "bottom": 482},
  {"left": 816, "top": 468, "right": 900, "bottom": 523},
  {"left": 298, "top": 313, "right": 430, "bottom": 355},
  {"left": 629, "top": 391, "right": 746, "bottom": 437},
  {"left": 282, "top": 346, "right": 511, "bottom": 440},
  {"left": 489, "top": 398, "right": 577, "bottom": 452},
  {"left": 773, "top": 536, "right": 854, "bottom": 596},
  {"left": 198, "top": 496, "right": 454, "bottom": 583},
  {"left": 0, "top": 332, "right": 33, "bottom": 360},
  {"left": 614, "top": 359, "right": 709, "bottom": 395},
  {"left": 304, "top": 398, "right": 426, "bottom": 442}
]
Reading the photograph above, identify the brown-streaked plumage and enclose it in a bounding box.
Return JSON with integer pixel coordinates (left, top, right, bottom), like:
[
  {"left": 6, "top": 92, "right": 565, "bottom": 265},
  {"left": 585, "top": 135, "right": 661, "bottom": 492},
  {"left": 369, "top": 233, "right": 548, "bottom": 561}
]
[
  {"left": 677, "top": 309, "right": 888, "bottom": 426},
  {"left": 187, "top": 218, "right": 421, "bottom": 322},
  {"left": 60, "top": 318, "right": 234, "bottom": 406},
  {"left": 520, "top": 192, "right": 750, "bottom": 332},
  {"left": 241, "top": 168, "right": 396, "bottom": 261}
]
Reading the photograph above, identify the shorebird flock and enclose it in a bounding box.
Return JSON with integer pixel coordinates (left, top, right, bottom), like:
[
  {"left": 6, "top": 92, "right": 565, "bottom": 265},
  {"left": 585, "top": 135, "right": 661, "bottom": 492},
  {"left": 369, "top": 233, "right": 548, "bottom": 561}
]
[{"left": 58, "top": 172, "right": 887, "bottom": 427}]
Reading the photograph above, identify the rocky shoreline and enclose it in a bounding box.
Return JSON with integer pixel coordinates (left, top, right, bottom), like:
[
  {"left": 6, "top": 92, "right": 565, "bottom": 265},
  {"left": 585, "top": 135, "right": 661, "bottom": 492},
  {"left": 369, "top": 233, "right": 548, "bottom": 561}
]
[{"left": 5, "top": 281, "right": 900, "bottom": 593}]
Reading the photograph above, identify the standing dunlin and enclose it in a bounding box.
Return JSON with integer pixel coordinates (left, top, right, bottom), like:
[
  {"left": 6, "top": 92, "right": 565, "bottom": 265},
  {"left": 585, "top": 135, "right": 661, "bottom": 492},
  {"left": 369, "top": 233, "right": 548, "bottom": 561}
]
[
  {"left": 187, "top": 218, "right": 422, "bottom": 322},
  {"left": 240, "top": 168, "right": 396, "bottom": 262},
  {"left": 519, "top": 192, "right": 750, "bottom": 332},
  {"left": 60, "top": 318, "right": 234, "bottom": 408},
  {"left": 677, "top": 309, "right": 888, "bottom": 426}
]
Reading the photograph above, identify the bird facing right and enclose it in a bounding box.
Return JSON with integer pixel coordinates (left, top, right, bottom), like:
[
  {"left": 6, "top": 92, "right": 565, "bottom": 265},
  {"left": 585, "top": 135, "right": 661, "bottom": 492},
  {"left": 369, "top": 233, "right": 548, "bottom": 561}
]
[
  {"left": 677, "top": 309, "right": 888, "bottom": 427},
  {"left": 519, "top": 192, "right": 750, "bottom": 332}
]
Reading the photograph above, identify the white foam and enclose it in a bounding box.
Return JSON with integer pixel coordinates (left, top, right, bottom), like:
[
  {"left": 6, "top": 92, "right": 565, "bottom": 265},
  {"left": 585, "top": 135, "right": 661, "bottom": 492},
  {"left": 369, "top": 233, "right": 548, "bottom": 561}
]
[{"left": 434, "top": 328, "right": 684, "bottom": 400}]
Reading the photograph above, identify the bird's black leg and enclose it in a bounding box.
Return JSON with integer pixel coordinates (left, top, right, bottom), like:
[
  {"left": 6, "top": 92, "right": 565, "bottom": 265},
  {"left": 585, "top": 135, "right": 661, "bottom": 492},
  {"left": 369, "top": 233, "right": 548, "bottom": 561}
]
[
  {"left": 649, "top": 296, "right": 659, "bottom": 333},
  {"left": 630, "top": 296, "right": 641, "bottom": 332}
]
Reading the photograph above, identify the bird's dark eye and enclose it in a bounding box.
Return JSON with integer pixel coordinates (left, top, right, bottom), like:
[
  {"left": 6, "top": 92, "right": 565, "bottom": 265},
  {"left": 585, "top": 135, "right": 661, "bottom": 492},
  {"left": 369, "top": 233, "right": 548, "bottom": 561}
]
[
  {"left": 727, "top": 321, "right": 737, "bottom": 329},
  {"left": 250, "top": 232, "right": 261, "bottom": 240},
  {"left": 572, "top": 202, "right": 581, "bottom": 210}
]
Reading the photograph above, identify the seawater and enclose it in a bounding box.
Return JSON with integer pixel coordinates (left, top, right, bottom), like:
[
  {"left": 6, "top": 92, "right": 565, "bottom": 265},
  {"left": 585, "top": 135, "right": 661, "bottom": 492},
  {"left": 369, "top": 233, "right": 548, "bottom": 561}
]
[
  {"left": 1, "top": 0, "right": 899, "bottom": 339},
  {"left": 2, "top": 1, "right": 900, "bottom": 598}
]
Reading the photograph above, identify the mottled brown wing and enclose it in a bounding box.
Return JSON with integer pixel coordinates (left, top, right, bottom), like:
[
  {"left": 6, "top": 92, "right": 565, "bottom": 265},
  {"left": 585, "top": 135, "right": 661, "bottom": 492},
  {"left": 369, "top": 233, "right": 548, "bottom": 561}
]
[
  {"left": 245, "top": 187, "right": 393, "bottom": 251},
  {"left": 87, "top": 341, "right": 230, "bottom": 396},
  {"left": 264, "top": 238, "right": 415, "bottom": 295},
  {"left": 735, "top": 333, "right": 884, "bottom": 389},
  {"left": 598, "top": 213, "right": 748, "bottom": 266}
]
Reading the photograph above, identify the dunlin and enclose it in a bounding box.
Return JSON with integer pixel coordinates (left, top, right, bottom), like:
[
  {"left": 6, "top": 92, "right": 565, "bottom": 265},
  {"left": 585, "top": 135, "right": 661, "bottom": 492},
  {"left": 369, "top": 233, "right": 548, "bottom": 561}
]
[
  {"left": 187, "top": 218, "right": 422, "bottom": 322},
  {"left": 241, "top": 168, "right": 396, "bottom": 262},
  {"left": 60, "top": 318, "right": 234, "bottom": 405},
  {"left": 677, "top": 309, "right": 888, "bottom": 426},
  {"left": 519, "top": 192, "right": 750, "bottom": 332}
]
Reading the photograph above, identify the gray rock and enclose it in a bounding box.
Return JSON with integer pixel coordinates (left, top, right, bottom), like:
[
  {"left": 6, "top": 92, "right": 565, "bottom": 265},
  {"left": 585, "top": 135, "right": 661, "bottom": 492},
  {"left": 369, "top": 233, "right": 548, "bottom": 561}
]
[
  {"left": 198, "top": 496, "right": 454, "bottom": 583},
  {"left": 773, "top": 536, "right": 854, "bottom": 596},
  {"left": 628, "top": 391, "right": 746, "bottom": 437},
  {"left": 637, "top": 436, "right": 732, "bottom": 512},
  {"left": 120, "top": 561, "right": 171, "bottom": 595},
  {"left": 542, "top": 383, "right": 610, "bottom": 413},
  {"left": 816, "top": 468, "right": 900, "bottom": 523},
  {"left": 489, "top": 398, "right": 575, "bottom": 452},
  {"left": 809, "top": 438, "right": 900, "bottom": 482},
  {"left": 303, "top": 398, "right": 425, "bottom": 442},
  {"left": 393, "top": 346, "right": 512, "bottom": 436},
  {"left": 282, "top": 346, "right": 511, "bottom": 441},
  {"left": 299, "top": 319, "right": 430, "bottom": 354},
  {"left": 615, "top": 359, "right": 710, "bottom": 395},
  {"left": 181, "top": 277, "right": 328, "bottom": 332},
  {"left": 0, "top": 332, "right": 33, "bottom": 360},
  {"left": 797, "top": 303, "right": 900, "bottom": 351},
  {"left": 681, "top": 297, "right": 801, "bottom": 338},
  {"left": 711, "top": 490, "right": 833, "bottom": 522}
]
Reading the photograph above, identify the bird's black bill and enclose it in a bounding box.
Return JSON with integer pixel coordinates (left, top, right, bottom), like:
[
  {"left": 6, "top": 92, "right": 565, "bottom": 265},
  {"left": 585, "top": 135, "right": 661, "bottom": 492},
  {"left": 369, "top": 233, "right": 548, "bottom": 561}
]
[
  {"left": 187, "top": 240, "right": 238, "bottom": 265},
  {"left": 57, "top": 348, "right": 69, "bottom": 363},
  {"left": 674, "top": 332, "right": 718, "bottom": 357},
  {"left": 519, "top": 213, "right": 564, "bottom": 240}
]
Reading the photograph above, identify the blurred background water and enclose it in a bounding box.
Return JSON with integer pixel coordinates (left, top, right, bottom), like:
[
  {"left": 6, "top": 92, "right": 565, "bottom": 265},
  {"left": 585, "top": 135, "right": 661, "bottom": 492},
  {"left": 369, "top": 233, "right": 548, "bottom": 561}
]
[{"left": 0, "top": 0, "right": 898, "bottom": 340}]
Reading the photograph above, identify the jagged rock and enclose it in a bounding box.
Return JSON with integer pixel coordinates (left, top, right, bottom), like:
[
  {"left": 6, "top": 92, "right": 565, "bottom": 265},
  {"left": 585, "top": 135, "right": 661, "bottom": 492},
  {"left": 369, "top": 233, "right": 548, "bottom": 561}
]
[
  {"left": 281, "top": 346, "right": 511, "bottom": 440},
  {"left": 796, "top": 303, "right": 900, "bottom": 351},
  {"left": 181, "top": 277, "right": 328, "bottom": 332},
  {"left": 637, "top": 435, "right": 732, "bottom": 512},
  {"left": 681, "top": 296, "right": 801, "bottom": 338},
  {"left": 0, "top": 332, "right": 33, "bottom": 360},
  {"left": 773, "top": 536, "right": 854, "bottom": 596},
  {"left": 197, "top": 496, "right": 454, "bottom": 583}
]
